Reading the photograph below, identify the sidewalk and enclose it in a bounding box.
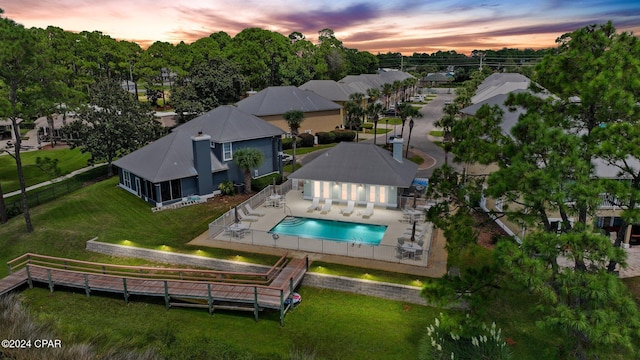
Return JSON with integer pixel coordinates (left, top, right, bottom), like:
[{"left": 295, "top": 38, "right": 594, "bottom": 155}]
[{"left": 3, "top": 163, "right": 106, "bottom": 199}]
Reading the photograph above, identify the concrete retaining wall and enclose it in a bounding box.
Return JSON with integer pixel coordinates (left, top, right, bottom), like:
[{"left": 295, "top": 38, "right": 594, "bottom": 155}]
[
  {"left": 86, "top": 239, "right": 427, "bottom": 306},
  {"left": 86, "top": 238, "right": 270, "bottom": 273},
  {"left": 301, "top": 273, "right": 427, "bottom": 305}
]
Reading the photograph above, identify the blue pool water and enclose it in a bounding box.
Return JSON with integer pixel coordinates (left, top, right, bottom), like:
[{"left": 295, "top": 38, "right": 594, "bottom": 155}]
[{"left": 269, "top": 216, "right": 387, "bottom": 245}]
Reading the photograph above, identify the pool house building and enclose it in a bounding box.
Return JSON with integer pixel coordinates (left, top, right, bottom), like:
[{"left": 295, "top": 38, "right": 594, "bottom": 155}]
[{"left": 288, "top": 141, "right": 418, "bottom": 208}]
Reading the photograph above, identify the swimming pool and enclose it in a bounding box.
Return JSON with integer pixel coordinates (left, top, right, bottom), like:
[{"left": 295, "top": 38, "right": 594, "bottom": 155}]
[{"left": 269, "top": 216, "right": 387, "bottom": 245}]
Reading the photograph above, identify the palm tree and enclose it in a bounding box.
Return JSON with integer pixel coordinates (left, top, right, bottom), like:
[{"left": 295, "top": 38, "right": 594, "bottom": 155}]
[
  {"left": 366, "top": 102, "right": 384, "bottom": 145},
  {"left": 366, "top": 87, "right": 381, "bottom": 103},
  {"left": 382, "top": 83, "right": 393, "bottom": 109},
  {"left": 233, "top": 148, "right": 264, "bottom": 194},
  {"left": 283, "top": 109, "right": 305, "bottom": 170},
  {"left": 392, "top": 80, "right": 403, "bottom": 105},
  {"left": 396, "top": 103, "right": 422, "bottom": 138},
  {"left": 344, "top": 100, "right": 363, "bottom": 142}
]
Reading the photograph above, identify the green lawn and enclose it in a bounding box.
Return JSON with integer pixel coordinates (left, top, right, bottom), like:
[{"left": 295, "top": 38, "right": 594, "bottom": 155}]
[
  {"left": 0, "top": 147, "right": 92, "bottom": 193},
  {"left": 0, "top": 171, "right": 574, "bottom": 359},
  {"left": 0, "top": 176, "right": 450, "bottom": 359}
]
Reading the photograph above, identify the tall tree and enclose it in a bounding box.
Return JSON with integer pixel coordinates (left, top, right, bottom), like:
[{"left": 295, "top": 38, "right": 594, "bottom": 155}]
[
  {"left": 0, "top": 10, "right": 45, "bottom": 232},
  {"left": 396, "top": 102, "right": 421, "bottom": 138},
  {"left": 283, "top": 110, "right": 304, "bottom": 170},
  {"left": 170, "top": 58, "right": 245, "bottom": 122},
  {"left": 233, "top": 148, "right": 264, "bottom": 194},
  {"left": 317, "top": 28, "right": 347, "bottom": 80},
  {"left": 445, "top": 22, "right": 640, "bottom": 359},
  {"left": 347, "top": 92, "right": 365, "bottom": 142},
  {"left": 366, "top": 102, "right": 384, "bottom": 145},
  {"left": 63, "top": 79, "right": 162, "bottom": 176}
]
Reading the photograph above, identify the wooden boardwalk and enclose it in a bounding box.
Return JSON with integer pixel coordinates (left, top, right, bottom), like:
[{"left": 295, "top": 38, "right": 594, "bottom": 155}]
[{"left": 1, "top": 253, "right": 308, "bottom": 325}]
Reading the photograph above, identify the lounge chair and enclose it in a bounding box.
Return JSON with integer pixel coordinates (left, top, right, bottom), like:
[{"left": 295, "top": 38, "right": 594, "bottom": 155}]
[
  {"left": 307, "top": 197, "right": 320, "bottom": 212},
  {"left": 361, "top": 202, "right": 374, "bottom": 218},
  {"left": 340, "top": 200, "right": 355, "bottom": 216},
  {"left": 244, "top": 203, "right": 265, "bottom": 216},
  {"left": 320, "top": 199, "right": 332, "bottom": 214},
  {"left": 237, "top": 208, "right": 259, "bottom": 222}
]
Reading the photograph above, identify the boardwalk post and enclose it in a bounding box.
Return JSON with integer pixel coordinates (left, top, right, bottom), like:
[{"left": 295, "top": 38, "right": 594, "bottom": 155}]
[
  {"left": 207, "top": 284, "right": 213, "bottom": 315},
  {"left": 7, "top": 263, "right": 12, "bottom": 275},
  {"left": 46, "top": 269, "right": 54, "bottom": 292},
  {"left": 164, "top": 281, "right": 170, "bottom": 310},
  {"left": 122, "top": 278, "right": 129, "bottom": 304},
  {"left": 253, "top": 287, "right": 259, "bottom": 322},
  {"left": 83, "top": 274, "right": 90, "bottom": 297},
  {"left": 26, "top": 266, "right": 33, "bottom": 289},
  {"left": 279, "top": 289, "right": 284, "bottom": 326}
]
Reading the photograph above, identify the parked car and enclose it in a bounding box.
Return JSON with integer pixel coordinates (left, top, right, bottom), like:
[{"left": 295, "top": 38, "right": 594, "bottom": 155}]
[
  {"left": 384, "top": 108, "right": 397, "bottom": 116},
  {"left": 281, "top": 153, "right": 293, "bottom": 164}
]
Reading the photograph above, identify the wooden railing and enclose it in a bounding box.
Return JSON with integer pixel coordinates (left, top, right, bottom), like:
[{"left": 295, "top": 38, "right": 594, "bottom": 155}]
[{"left": 7, "top": 252, "right": 289, "bottom": 286}]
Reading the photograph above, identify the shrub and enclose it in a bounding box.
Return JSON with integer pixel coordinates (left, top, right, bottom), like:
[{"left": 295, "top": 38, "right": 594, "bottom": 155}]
[
  {"left": 419, "top": 314, "right": 512, "bottom": 360},
  {"left": 332, "top": 129, "right": 356, "bottom": 142},
  {"left": 362, "top": 123, "right": 373, "bottom": 130},
  {"left": 298, "top": 133, "right": 315, "bottom": 147},
  {"left": 282, "top": 137, "right": 293, "bottom": 150},
  {"left": 218, "top": 180, "right": 235, "bottom": 195},
  {"left": 316, "top": 131, "right": 336, "bottom": 144},
  {"left": 251, "top": 173, "right": 282, "bottom": 191}
]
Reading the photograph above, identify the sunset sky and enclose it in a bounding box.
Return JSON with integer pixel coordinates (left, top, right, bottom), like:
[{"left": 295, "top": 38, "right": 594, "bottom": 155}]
[{"left": 3, "top": 0, "right": 640, "bottom": 55}]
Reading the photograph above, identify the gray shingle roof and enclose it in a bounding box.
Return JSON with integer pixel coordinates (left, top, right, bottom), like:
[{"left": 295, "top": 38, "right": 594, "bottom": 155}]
[
  {"left": 288, "top": 142, "right": 418, "bottom": 187},
  {"left": 299, "top": 80, "right": 355, "bottom": 102},
  {"left": 113, "top": 105, "right": 284, "bottom": 183},
  {"left": 174, "top": 105, "right": 284, "bottom": 142},
  {"left": 235, "top": 86, "right": 341, "bottom": 116},
  {"left": 472, "top": 73, "right": 531, "bottom": 104}
]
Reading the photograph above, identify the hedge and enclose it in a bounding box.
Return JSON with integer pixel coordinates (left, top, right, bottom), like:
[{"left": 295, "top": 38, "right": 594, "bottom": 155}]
[
  {"left": 333, "top": 129, "right": 356, "bottom": 142},
  {"left": 298, "top": 133, "right": 315, "bottom": 147},
  {"left": 316, "top": 131, "right": 336, "bottom": 144}
]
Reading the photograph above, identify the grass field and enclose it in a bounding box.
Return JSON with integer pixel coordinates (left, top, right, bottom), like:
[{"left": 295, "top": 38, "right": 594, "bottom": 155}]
[
  {"left": 0, "top": 175, "right": 564, "bottom": 359},
  {"left": 0, "top": 147, "right": 92, "bottom": 193}
]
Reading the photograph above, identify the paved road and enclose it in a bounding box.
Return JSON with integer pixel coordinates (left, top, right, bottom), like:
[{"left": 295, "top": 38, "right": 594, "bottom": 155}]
[
  {"left": 300, "top": 89, "right": 458, "bottom": 177},
  {"left": 411, "top": 90, "right": 459, "bottom": 178}
]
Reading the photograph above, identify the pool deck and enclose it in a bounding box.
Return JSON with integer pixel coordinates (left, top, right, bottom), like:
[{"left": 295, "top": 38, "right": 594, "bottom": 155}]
[{"left": 188, "top": 190, "right": 448, "bottom": 278}]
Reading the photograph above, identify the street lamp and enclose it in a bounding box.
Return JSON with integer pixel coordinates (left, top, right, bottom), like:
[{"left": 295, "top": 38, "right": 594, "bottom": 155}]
[{"left": 405, "top": 118, "right": 414, "bottom": 158}]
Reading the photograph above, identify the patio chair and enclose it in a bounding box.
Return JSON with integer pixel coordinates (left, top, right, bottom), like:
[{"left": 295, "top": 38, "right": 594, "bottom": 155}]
[
  {"left": 417, "top": 239, "right": 425, "bottom": 247},
  {"left": 340, "top": 200, "right": 355, "bottom": 216},
  {"left": 414, "top": 248, "right": 424, "bottom": 260},
  {"left": 320, "top": 199, "right": 332, "bottom": 214},
  {"left": 307, "top": 197, "right": 320, "bottom": 212},
  {"left": 237, "top": 208, "right": 259, "bottom": 222},
  {"left": 396, "top": 244, "right": 408, "bottom": 259},
  {"left": 244, "top": 203, "right": 265, "bottom": 216},
  {"left": 361, "top": 202, "right": 374, "bottom": 218},
  {"left": 397, "top": 238, "right": 405, "bottom": 245}
]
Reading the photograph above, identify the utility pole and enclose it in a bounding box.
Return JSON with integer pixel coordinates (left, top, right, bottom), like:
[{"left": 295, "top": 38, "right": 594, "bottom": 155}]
[{"left": 478, "top": 52, "right": 485, "bottom": 71}]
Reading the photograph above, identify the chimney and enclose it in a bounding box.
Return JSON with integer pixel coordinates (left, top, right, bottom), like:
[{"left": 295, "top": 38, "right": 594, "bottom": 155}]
[
  {"left": 392, "top": 136, "right": 404, "bottom": 163},
  {"left": 192, "top": 132, "right": 213, "bottom": 195}
]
